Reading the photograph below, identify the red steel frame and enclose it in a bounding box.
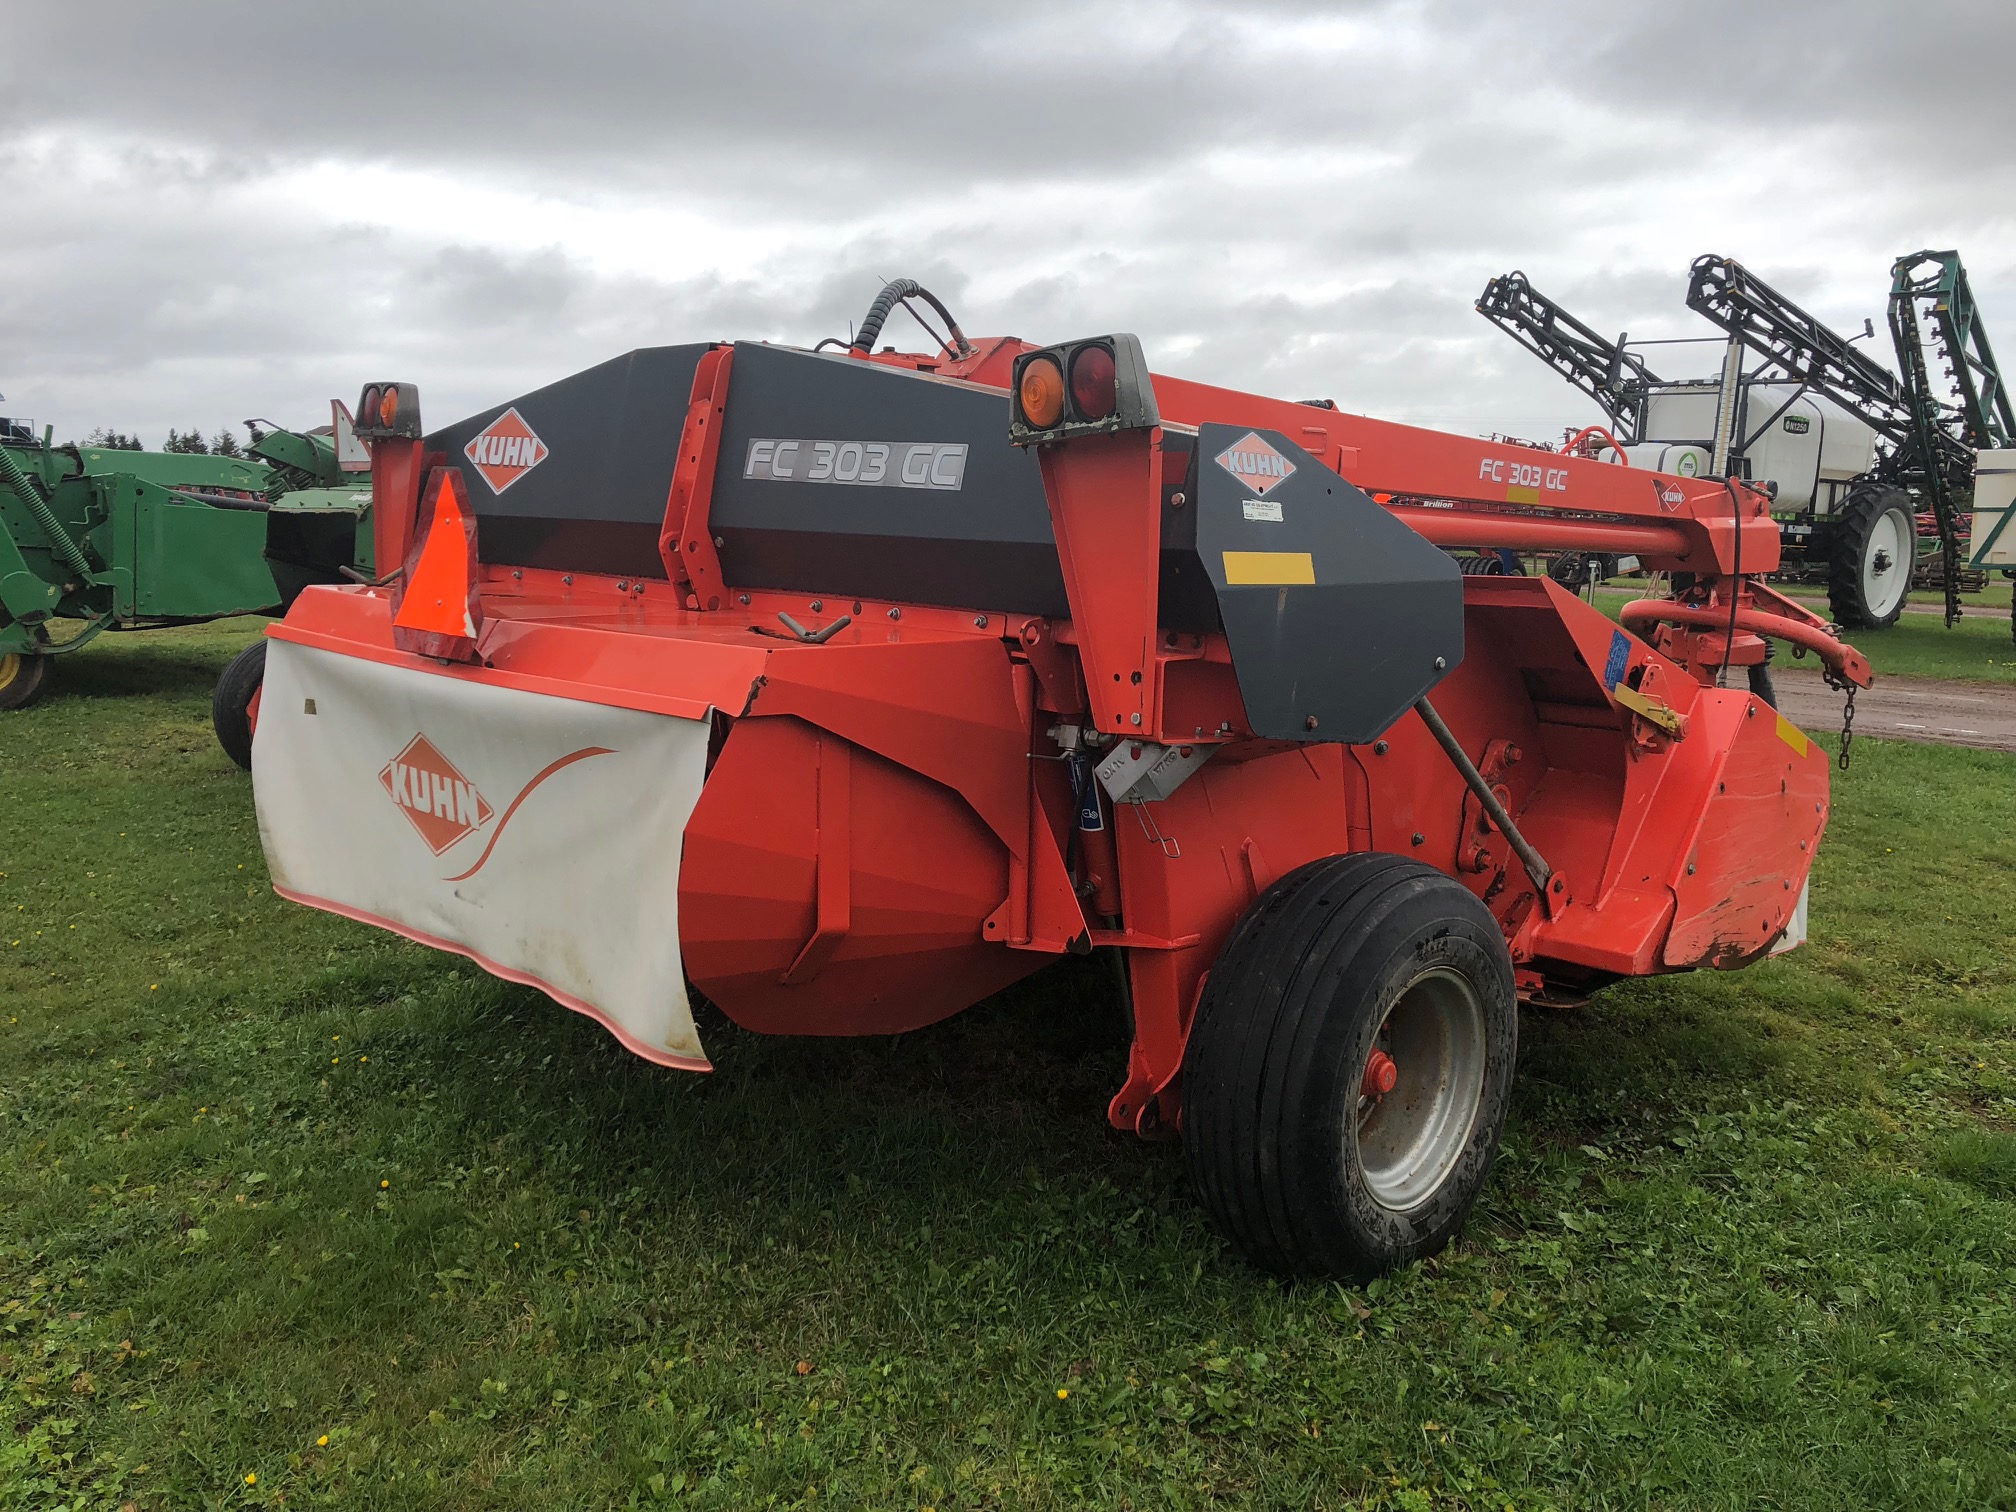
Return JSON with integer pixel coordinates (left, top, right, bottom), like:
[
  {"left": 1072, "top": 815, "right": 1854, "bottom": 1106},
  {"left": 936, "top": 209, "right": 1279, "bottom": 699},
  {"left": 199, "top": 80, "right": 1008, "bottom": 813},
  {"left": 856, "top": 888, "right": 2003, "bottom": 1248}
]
[{"left": 273, "top": 331, "right": 1870, "bottom": 1138}]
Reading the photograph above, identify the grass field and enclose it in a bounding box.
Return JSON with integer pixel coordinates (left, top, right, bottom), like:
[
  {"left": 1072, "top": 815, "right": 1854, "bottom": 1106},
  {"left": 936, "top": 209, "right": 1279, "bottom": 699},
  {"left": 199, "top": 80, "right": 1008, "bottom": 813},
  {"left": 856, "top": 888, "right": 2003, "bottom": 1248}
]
[
  {"left": 4, "top": 622, "right": 2015, "bottom": 1511},
  {"left": 1795, "top": 608, "right": 2015, "bottom": 685}
]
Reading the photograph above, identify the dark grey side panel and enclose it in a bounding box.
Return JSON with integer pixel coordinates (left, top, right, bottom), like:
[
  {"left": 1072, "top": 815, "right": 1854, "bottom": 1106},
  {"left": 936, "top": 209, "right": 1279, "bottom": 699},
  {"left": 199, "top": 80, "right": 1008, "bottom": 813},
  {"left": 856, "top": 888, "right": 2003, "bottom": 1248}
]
[
  {"left": 709, "top": 343, "right": 1070, "bottom": 616},
  {"left": 1194, "top": 423, "right": 1463, "bottom": 742},
  {"left": 427, "top": 344, "right": 713, "bottom": 579}
]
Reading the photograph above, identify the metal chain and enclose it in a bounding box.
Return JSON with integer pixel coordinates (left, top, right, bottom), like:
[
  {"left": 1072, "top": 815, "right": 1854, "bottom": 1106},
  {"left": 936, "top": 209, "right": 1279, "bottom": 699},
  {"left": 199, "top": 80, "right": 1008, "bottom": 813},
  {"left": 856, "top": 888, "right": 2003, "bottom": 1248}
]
[
  {"left": 1825, "top": 669, "right": 1857, "bottom": 771},
  {"left": 1943, "top": 530, "right": 1962, "bottom": 629}
]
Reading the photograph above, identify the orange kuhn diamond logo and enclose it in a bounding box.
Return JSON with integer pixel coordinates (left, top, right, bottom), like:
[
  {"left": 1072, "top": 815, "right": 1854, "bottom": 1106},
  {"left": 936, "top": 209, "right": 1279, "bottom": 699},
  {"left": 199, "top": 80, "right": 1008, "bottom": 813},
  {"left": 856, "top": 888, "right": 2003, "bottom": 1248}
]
[
  {"left": 464, "top": 407, "right": 548, "bottom": 494},
  {"left": 379, "top": 734, "right": 494, "bottom": 854},
  {"left": 1215, "top": 431, "right": 1296, "bottom": 496}
]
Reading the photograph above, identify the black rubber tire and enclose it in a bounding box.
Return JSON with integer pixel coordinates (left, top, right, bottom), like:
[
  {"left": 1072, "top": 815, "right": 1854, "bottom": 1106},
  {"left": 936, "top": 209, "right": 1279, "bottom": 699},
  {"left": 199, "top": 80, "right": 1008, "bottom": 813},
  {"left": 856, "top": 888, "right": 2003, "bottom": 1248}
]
[
  {"left": 1182, "top": 852, "right": 1517, "bottom": 1280},
  {"left": 212, "top": 639, "right": 267, "bottom": 771},
  {"left": 1547, "top": 551, "right": 1588, "bottom": 588},
  {"left": 1747, "top": 662, "right": 1778, "bottom": 709},
  {"left": 0, "top": 650, "right": 54, "bottom": 710},
  {"left": 1826, "top": 484, "right": 1917, "bottom": 630}
]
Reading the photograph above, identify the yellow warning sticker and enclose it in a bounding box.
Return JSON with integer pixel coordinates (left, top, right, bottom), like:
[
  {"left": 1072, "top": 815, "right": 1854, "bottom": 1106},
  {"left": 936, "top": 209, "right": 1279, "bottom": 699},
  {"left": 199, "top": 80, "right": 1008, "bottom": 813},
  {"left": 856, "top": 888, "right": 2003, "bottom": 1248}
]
[
  {"left": 1222, "top": 550, "right": 1316, "bottom": 585},
  {"left": 1775, "top": 713, "right": 1810, "bottom": 757}
]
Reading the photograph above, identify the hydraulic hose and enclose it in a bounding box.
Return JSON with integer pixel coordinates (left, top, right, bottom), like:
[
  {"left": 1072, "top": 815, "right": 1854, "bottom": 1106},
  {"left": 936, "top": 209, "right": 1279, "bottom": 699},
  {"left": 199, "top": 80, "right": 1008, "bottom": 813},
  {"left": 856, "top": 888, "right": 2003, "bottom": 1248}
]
[
  {"left": 848, "top": 278, "right": 976, "bottom": 359},
  {"left": 1560, "top": 425, "right": 1631, "bottom": 462},
  {"left": 1618, "top": 599, "right": 1873, "bottom": 687},
  {"left": 0, "top": 443, "right": 94, "bottom": 576}
]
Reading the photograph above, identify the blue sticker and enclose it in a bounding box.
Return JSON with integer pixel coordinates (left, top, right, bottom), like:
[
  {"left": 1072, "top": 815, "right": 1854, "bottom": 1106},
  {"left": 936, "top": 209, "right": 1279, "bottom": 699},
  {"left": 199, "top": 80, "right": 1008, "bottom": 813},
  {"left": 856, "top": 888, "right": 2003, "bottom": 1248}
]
[
  {"left": 1602, "top": 628, "right": 1630, "bottom": 691},
  {"left": 1070, "top": 752, "right": 1105, "bottom": 832}
]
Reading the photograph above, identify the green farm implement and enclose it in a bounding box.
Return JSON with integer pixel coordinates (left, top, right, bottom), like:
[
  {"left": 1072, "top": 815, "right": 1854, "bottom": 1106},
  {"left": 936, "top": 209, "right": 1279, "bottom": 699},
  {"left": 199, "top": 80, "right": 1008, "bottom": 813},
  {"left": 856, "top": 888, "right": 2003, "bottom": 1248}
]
[{"left": 0, "top": 409, "right": 372, "bottom": 712}]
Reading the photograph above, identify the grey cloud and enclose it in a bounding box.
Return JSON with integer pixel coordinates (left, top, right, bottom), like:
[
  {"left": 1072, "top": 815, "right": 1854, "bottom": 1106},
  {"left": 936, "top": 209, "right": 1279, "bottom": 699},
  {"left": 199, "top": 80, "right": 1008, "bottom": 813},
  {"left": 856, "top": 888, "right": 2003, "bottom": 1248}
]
[{"left": 1, "top": 0, "right": 2007, "bottom": 448}]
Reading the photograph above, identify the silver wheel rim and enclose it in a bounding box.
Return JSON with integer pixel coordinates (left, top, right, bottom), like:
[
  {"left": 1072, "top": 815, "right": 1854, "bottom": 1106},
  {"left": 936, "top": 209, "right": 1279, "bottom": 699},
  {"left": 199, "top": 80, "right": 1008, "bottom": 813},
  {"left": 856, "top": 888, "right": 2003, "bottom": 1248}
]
[
  {"left": 1353, "top": 966, "right": 1488, "bottom": 1212},
  {"left": 1863, "top": 507, "right": 1912, "bottom": 621}
]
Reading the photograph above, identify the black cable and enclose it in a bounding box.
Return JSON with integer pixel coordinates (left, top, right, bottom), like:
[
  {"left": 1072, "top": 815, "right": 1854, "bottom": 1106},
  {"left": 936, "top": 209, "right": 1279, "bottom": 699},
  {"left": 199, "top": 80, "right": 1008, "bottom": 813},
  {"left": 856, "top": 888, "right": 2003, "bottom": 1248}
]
[{"left": 900, "top": 297, "right": 954, "bottom": 358}]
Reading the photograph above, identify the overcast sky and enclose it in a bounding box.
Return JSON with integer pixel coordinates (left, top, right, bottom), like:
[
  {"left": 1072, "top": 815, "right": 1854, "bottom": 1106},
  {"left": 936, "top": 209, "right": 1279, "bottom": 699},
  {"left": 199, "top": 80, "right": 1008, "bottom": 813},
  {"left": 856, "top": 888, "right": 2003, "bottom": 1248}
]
[{"left": 3, "top": 0, "right": 2009, "bottom": 449}]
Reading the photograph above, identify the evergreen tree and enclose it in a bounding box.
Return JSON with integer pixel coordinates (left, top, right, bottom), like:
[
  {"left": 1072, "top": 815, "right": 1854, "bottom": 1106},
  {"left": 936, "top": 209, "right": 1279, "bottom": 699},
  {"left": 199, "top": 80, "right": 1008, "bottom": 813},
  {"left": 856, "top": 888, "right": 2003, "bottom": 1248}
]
[
  {"left": 82, "top": 427, "right": 144, "bottom": 450},
  {"left": 164, "top": 428, "right": 211, "bottom": 454},
  {"left": 211, "top": 428, "right": 244, "bottom": 458}
]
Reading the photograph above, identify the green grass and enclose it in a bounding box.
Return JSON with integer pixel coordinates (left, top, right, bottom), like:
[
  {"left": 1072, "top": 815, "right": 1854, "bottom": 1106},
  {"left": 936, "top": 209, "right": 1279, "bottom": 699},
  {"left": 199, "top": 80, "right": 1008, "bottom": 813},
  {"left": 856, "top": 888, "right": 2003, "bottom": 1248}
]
[
  {"left": 3, "top": 622, "right": 2015, "bottom": 1510},
  {"left": 1903, "top": 583, "right": 2009, "bottom": 610},
  {"left": 1826, "top": 609, "right": 2016, "bottom": 684}
]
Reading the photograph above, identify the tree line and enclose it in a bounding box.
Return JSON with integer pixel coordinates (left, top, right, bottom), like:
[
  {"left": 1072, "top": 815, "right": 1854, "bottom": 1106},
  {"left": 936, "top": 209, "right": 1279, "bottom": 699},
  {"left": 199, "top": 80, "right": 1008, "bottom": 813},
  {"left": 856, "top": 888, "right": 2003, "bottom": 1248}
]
[{"left": 79, "top": 426, "right": 258, "bottom": 456}]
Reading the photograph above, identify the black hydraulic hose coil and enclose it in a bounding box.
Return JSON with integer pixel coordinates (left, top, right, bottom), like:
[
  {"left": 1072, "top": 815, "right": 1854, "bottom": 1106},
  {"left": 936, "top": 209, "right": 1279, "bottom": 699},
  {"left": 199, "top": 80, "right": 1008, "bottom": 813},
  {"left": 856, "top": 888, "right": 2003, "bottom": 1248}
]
[{"left": 848, "top": 278, "right": 975, "bottom": 359}]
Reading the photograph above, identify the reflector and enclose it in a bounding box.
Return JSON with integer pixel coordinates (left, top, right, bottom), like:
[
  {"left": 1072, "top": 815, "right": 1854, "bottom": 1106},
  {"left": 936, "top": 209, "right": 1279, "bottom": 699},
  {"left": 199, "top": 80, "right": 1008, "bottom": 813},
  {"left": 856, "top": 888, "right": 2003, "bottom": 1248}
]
[
  {"left": 391, "top": 466, "right": 483, "bottom": 661},
  {"left": 1018, "top": 355, "right": 1067, "bottom": 429},
  {"left": 1069, "top": 344, "right": 1117, "bottom": 420}
]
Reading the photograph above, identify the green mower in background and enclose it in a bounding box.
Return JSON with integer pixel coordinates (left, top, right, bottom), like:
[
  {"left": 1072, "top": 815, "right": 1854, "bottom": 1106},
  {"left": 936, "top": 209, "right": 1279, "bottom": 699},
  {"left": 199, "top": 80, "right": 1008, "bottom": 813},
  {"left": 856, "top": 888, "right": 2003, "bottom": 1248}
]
[{"left": 0, "top": 407, "right": 373, "bottom": 725}]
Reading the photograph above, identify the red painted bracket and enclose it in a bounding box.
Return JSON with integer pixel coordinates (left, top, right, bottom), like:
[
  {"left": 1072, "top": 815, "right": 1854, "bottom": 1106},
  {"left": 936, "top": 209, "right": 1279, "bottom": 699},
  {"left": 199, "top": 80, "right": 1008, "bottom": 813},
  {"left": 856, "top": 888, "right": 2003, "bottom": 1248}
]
[{"left": 661, "top": 345, "right": 735, "bottom": 609}]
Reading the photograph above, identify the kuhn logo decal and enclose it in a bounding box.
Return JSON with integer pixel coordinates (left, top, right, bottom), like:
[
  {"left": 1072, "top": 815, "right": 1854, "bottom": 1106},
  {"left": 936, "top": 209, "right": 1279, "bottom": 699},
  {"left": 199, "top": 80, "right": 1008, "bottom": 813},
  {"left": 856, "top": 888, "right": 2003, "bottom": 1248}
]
[
  {"left": 464, "top": 408, "right": 549, "bottom": 494},
  {"left": 1215, "top": 432, "right": 1296, "bottom": 496},
  {"left": 379, "top": 735, "right": 619, "bottom": 875},
  {"left": 381, "top": 734, "right": 493, "bottom": 855}
]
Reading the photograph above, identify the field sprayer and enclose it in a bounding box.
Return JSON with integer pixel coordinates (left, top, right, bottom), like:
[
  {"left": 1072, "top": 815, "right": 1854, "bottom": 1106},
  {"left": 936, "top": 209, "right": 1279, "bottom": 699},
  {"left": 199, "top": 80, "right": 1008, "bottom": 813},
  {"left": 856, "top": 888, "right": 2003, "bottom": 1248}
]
[
  {"left": 1477, "top": 251, "right": 2014, "bottom": 637},
  {"left": 243, "top": 280, "right": 1869, "bottom": 1278},
  {"left": 0, "top": 407, "right": 372, "bottom": 711}
]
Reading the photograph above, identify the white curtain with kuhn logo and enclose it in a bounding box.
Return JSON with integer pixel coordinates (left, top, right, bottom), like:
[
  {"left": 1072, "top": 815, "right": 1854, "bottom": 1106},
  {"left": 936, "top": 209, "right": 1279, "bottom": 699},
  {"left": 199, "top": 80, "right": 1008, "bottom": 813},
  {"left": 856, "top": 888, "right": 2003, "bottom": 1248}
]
[{"left": 253, "top": 638, "right": 714, "bottom": 1068}]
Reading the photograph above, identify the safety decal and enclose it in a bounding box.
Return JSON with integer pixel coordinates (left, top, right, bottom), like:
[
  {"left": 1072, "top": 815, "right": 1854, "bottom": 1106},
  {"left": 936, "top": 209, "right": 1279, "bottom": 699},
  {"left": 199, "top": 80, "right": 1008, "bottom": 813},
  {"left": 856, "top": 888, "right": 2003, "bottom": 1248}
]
[
  {"left": 1602, "top": 628, "right": 1630, "bottom": 691},
  {"left": 1774, "top": 714, "right": 1811, "bottom": 758},
  {"left": 1069, "top": 752, "right": 1105, "bottom": 833},
  {"left": 1222, "top": 550, "right": 1316, "bottom": 586}
]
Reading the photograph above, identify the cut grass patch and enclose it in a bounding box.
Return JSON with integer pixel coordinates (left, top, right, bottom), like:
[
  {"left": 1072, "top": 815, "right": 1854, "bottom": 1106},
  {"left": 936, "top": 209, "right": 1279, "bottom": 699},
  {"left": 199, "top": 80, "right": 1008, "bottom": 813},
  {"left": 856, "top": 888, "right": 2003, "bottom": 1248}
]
[{"left": 2, "top": 621, "right": 2014, "bottom": 1510}]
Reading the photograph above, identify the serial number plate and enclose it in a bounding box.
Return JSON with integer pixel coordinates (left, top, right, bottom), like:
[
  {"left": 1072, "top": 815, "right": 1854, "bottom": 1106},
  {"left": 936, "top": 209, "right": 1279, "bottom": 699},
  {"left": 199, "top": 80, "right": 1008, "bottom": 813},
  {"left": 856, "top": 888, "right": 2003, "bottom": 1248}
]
[{"left": 743, "top": 438, "right": 968, "bottom": 492}]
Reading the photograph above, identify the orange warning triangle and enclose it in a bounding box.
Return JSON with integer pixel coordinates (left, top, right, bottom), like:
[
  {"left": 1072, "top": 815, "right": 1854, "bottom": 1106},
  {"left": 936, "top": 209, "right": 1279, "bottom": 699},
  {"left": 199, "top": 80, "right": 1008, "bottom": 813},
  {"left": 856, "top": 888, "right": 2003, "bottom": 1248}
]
[{"left": 395, "top": 468, "right": 478, "bottom": 638}]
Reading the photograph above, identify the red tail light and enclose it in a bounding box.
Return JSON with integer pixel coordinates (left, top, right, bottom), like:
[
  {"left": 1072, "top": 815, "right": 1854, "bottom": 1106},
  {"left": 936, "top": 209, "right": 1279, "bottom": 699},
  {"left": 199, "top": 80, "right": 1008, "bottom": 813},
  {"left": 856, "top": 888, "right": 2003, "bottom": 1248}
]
[{"left": 1069, "top": 344, "right": 1117, "bottom": 420}]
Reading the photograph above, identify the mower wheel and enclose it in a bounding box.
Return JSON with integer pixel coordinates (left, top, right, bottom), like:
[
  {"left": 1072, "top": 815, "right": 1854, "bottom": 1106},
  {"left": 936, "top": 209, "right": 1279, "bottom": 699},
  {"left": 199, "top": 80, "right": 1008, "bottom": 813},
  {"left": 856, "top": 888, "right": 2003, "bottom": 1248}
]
[
  {"left": 212, "top": 639, "right": 267, "bottom": 770},
  {"left": 1827, "top": 484, "right": 1916, "bottom": 629},
  {"left": 0, "top": 650, "right": 54, "bottom": 710},
  {"left": 1182, "top": 852, "right": 1516, "bottom": 1280}
]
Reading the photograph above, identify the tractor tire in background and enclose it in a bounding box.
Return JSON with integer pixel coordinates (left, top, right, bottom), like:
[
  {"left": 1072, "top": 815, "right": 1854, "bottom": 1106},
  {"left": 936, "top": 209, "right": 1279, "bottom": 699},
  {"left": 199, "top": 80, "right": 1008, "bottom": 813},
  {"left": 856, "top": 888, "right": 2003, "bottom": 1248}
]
[
  {"left": 1182, "top": 852, "right": 1517, "bottom": 1280},
  {"left": 0, "top": 650, "right": 54, "bottom": 710},
  {"left": 212, "top": 639, "right": 267, "bottom": 771},
  {"left": 1827, "top": 484, "right": 1917, "bottom": 629}
]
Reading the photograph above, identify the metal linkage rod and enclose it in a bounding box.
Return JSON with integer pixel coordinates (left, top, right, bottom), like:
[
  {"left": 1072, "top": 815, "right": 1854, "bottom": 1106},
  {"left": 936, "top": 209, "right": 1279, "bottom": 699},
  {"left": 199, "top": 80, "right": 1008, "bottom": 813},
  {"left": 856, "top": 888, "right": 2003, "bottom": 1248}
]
[{"left": 1412, "top": 695, "right": 1553, "bottom": 892}]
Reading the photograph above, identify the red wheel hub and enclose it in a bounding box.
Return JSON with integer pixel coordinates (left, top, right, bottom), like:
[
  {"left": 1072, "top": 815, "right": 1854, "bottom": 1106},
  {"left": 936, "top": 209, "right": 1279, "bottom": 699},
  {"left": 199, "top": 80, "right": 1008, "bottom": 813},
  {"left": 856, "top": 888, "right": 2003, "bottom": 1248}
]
[{"left": 1362, "top": 1048, "right": 1398, "bottom": 1097}]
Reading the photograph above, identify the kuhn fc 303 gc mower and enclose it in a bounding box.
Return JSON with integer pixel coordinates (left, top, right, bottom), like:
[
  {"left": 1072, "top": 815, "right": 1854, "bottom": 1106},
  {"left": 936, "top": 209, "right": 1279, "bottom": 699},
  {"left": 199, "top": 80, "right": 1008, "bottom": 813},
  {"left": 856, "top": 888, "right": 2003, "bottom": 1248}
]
[{"left": 247, "top": 281, "right": 1869, "bottom": 1278}]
